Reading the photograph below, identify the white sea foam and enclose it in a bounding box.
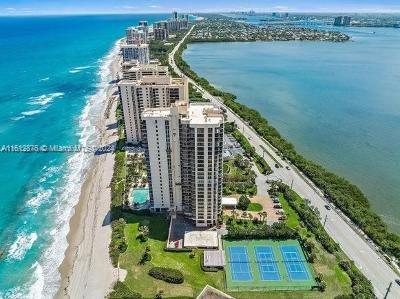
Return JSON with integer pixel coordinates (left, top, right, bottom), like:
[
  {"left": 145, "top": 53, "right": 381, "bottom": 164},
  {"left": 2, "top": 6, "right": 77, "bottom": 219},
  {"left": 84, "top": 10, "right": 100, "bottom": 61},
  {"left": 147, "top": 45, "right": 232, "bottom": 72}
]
[
  {"left": 31, "top": 40, "right": 120, "bottom": 299},
  {"left": 7, "top": 232, "right": 38, "bottom": 261},
  {"left": 12, "top": 93, "right": 64, "bottom": 121},
  {"left": 21, "top": 109, "right": 43, "bottom": 116},
  {"left": 28, "top": 263, "right": 45, "bottom": 299},
  {"left": 39, "top": 77, "right": 50, "bottom": 82},
  {"left": 26, "top": 189, "right": 53, "bottom": 213},
  {"left": 69, "top": 65, "right": 93, "bottom": 74},
  {"left": 28, "top": 92, "right": 64, "bottom": 106},
  {"left": 11, "top": 116, "right": 25, "bottom": 121},
  {"left": 3, "top": 262, "right": 44, "bottom": 299}
]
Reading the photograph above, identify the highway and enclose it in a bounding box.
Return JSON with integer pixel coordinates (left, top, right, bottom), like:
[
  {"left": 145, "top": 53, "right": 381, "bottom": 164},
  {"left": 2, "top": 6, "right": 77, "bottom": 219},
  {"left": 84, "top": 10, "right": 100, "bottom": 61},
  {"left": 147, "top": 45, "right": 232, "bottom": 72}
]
[{"left": 169, "top": 26, "right": 400, "bottom": 298}]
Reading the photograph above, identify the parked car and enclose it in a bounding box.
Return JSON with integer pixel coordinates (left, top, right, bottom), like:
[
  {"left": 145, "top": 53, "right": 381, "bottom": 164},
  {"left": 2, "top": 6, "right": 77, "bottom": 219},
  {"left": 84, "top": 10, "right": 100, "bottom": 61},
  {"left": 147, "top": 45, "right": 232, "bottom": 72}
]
[
  {"left": 275, "top": 210, "right": 284, "bottom": 215},
  {"left": 278, "top": 216, "right": 287, "bottom": 221},
  {"left": 273, "top": 204, "right": 282, "bottom": 209},
  {"left": 275, "top": 163, "right": 279, "bottom": 168},
  {"left": 272, "top": 199, "right": 280, "bottom": 204},
  {"left": 395, "top": 279, "right": 400, "bottom": 286},
  {"left": 324, "top": 204, "right": 331, "bottom": 210},
  {"left": 286, "top": 166, "right": 291, "bottom": 170}
]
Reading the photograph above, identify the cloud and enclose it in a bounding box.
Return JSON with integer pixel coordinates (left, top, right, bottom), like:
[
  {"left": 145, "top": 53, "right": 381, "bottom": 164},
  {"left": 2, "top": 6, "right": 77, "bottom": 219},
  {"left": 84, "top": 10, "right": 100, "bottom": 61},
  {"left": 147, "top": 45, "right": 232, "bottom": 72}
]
[
  {"left": 273, "top": 6, "right": 290, "bottom": 11},
  {"left": 122, "top": 6, "right": 137, "bottom": 10},
  {"left": 149, "top": 5, "right": 161, "bottom": 9},
  {"left": 6, "top": 7, "right": 15, "bottom": 10}
]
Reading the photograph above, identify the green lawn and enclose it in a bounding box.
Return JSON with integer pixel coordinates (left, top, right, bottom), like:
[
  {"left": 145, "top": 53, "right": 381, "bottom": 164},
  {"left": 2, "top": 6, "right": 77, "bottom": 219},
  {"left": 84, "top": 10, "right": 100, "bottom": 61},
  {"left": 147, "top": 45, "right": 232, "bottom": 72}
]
[
  {"left": 278, "top": 193, "right": 300, "bottom": 228},
  {"left": 247, "top": 202, "right": 263, "bottom": 212},
  {"left": 119, "top": 213, "right": 224, "bottom": 298}
]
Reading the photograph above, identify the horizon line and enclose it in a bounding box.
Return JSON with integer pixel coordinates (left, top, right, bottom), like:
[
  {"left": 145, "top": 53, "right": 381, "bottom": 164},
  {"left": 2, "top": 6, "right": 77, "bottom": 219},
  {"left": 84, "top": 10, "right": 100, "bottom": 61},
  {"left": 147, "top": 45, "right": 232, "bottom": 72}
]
[{"left": 1, "top": 10, "right": 400, "bottom": 17}]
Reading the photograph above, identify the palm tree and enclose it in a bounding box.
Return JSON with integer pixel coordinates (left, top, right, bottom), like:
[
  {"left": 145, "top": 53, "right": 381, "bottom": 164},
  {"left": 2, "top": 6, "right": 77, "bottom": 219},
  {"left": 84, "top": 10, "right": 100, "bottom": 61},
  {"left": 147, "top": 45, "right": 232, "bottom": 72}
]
[
  {"left": 248, "top": 213, "right": 253, "bottom": 222},
  {"left": 138, "top": 225, "right": 149, "bottom": 237},
  {"left": 261, "top": 211, "right": 268, "bottom": 223},
  {"left": 231, "top": 209, "right": 238, "bottom": 221}
]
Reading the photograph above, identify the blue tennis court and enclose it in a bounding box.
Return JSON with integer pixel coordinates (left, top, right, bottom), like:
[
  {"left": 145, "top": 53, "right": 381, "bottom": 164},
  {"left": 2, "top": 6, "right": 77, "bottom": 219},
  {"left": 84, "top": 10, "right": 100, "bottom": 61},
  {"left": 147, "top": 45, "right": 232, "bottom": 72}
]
[
  {"left": 254, "top": 246, "right": 281, "bottom": 281},
  {"left": 280, "top": 245, "right": 310, "bottom": 280},
  {"left": 228, "top": 246, "right": 253, "bottom": 281}
]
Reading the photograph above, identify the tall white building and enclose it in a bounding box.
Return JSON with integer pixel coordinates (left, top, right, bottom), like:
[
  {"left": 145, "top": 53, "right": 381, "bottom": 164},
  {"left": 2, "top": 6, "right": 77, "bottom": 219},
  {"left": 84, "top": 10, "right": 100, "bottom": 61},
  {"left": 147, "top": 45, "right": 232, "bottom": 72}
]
[
  {"left": 121, "top": 61, "right": 168, "bottom": 81},
  {"left": 125, "top": 26, "right": 147, "bottom": 44},
  {"left": 118, "top": 70, "right": 188, "bottom": 144},
  {"left": 142, "top": 102, "right": 224, "bottom": 227},
  {"left": 121, "top": 43, "right": 150, "bottom": 64}
]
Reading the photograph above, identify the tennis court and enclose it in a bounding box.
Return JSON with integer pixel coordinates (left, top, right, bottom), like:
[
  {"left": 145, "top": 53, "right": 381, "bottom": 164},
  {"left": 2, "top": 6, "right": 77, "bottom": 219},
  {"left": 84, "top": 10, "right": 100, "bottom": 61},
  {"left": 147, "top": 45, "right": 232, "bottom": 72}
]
[
  {"left": 254, "top": 246, "right": 280, "bottom": 281},
  {"left": 281, "top": 245, "right": 310, "bottom": 281},
  {"left": 224, "top": 240, "right": 315, "bottom": 291},
  {"left": 228, "top": 246, "right": 253, "bottom": 281}
]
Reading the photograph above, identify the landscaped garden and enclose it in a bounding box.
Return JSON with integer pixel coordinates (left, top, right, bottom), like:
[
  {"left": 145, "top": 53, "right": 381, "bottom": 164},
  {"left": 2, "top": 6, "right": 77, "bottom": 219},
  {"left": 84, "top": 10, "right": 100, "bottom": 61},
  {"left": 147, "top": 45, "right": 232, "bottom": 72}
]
[
  {"left": 117, "top": 213, "right": 225, "bottom": 298},
  {"left": 223, "top": 155, "right": 257, "bottom": 196}
]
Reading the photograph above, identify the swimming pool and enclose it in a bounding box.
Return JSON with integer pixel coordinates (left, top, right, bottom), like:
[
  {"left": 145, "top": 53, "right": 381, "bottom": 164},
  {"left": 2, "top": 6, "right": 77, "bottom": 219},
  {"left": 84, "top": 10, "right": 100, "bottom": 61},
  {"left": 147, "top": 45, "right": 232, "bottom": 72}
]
[{"left": 131, "top": 188, "right": 149, "bottom": 205}]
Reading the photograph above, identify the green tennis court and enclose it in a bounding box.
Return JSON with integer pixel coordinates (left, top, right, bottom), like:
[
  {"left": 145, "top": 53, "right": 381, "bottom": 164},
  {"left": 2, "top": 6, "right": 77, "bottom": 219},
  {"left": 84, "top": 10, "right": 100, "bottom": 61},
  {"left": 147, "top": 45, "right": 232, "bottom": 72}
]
[{"left": 224, "top": 239, "right": 316, "bottom": 291}]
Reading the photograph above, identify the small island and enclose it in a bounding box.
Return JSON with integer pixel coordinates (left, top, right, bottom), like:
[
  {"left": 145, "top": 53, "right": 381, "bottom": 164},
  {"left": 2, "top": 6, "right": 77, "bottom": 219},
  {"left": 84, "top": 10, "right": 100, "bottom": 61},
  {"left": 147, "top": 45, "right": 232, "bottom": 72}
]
[{"left": 191, "top": 15, "right": 350, "bottom": 42}]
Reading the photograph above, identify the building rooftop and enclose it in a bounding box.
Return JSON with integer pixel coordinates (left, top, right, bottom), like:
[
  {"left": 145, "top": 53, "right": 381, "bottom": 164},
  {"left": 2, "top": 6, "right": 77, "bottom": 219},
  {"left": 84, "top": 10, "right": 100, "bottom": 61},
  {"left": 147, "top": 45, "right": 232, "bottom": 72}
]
[
  {"left": 196, "top": 285, "right": 234, "bottom": 299},
  {"left": 221, "top": 197, "right": 238, "bottom": 206},
  {"left": 203, "top": 250, "right": 226, "bottom": 267},
  {"left": 121, "top": 41, "right": 149, "bottom": 48},
  {"left": 142, "top": 107, "right": 171, "bottom": 118},
  {"left": 119, "top": 75, "right": 186, "bottom": 87},
  {"left": 184, "top": 230, "right": 219, "bottom": 248},
  {"left": 184, "top": 104, "right": 224, "bottom": 126}
]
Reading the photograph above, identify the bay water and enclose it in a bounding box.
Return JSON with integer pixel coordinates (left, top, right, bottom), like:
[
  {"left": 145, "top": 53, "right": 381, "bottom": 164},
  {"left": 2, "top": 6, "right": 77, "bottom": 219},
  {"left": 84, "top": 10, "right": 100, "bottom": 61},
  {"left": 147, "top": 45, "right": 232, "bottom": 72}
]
[{"left": 184, "top": 26, "right": 400, "bottom": 232}]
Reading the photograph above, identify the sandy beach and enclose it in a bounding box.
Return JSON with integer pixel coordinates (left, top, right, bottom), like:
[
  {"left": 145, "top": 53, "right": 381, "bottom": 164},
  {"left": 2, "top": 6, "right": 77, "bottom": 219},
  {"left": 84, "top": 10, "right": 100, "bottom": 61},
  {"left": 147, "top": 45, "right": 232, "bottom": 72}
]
[{"left": 55, "top": 50, "right": 121, "bottom": 299}]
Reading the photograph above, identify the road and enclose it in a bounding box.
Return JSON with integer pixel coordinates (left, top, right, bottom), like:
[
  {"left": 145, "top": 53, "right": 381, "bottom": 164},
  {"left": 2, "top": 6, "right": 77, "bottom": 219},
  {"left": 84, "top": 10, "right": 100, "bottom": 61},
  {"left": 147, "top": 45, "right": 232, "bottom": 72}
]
[{"left": 170, "top": 26, "right": 400, "bottom": 298}]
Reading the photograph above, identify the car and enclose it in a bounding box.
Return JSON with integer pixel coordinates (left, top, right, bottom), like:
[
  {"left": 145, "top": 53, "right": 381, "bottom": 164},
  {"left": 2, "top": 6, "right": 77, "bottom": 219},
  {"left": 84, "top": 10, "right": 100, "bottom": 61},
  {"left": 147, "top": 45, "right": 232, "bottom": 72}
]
[
  {"left": 272, "top": 199, "right": 280, "bottom": 203},
  {"left": 275, "top": 163, "right": 279, "bottom": 168},
  {"left": 278, "top": 216, "right": 287, "bottom": 221},
  {"left": 325, "top": 204, "right": 331, "bottom": 210},
  {"left": 395, "top": 279, "right": 400, "bottom": 286},
  {"left": 286, "top": 166, "right": 291, "bottom": 170},
  {"left": 273, "top": 204, "right": 282, "bottom": 209}
]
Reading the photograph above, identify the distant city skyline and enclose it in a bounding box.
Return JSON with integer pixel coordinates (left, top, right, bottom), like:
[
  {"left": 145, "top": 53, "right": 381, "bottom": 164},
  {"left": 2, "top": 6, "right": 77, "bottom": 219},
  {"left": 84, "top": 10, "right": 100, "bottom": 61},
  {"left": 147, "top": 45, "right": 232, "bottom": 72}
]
[{"left": 1, "top": 0, "right": 400, "bottom": 16}]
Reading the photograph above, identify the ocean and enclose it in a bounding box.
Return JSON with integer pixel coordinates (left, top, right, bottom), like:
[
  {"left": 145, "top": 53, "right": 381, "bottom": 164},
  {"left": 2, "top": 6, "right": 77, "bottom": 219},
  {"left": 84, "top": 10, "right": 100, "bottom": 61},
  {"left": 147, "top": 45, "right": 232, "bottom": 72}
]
[
  {"left": 183, "top": 26, "right": 400, "bottom": 232},
  {"left": 0, "top": 14, "right": 167, "bottom": 298}
]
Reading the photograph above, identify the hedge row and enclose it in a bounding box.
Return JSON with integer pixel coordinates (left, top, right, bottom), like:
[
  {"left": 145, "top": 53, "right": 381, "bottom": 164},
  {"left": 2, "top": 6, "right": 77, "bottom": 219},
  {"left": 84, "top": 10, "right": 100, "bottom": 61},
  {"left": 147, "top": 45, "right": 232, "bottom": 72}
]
[
  {"left": 276, "top": 184, "right": 374, "bottom": 297},
  {"left": 339, "top": 260, "right": 375, "bottom": 298},
  {"left": 164, "top": 247, "right": 192, "bottom": 253},
  {"left": 231, "top": 129, "right": 272, "bottom": 175},
  {"left": 148, "top": 267, "right": 184, "bottom": 284},
  {"left": 227, "top": 222, "right": 298, "bottom": 240},
  {"left": 109, "top": 218, "right": 128, "bottom": 267},
  {"left": 174, "top": 35, "right": 400, "bottom": 260},
  {"left": 109, "top": 281, "right": 141, "bottom": 299},
  {"left": 278, "top": 183, "right": 340, "bottom": 254}
]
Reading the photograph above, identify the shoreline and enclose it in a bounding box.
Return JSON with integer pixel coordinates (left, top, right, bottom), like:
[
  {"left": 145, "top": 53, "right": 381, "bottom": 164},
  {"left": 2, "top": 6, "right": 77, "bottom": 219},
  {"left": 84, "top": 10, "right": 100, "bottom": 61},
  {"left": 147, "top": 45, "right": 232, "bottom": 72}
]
[{"left": 55, "top": 44, "right": 121, "bottom": 299}]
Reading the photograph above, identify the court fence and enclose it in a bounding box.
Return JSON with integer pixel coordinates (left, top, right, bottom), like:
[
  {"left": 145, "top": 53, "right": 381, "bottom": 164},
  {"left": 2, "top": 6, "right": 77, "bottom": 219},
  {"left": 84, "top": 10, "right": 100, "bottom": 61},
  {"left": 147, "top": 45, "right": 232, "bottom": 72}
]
[{"left": 227, "top": 284, "right": 317, "bottom": 292}]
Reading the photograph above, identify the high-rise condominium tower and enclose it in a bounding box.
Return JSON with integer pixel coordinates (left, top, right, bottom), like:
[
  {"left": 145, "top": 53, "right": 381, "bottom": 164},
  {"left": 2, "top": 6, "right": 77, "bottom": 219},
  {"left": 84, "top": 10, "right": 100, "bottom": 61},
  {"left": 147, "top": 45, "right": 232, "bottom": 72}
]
[
  {"left": 142, "top": 102, "right": 224, "bottom": 227},
  {"left": 118, "top": 65, "right": 188, "bottom": 144}
]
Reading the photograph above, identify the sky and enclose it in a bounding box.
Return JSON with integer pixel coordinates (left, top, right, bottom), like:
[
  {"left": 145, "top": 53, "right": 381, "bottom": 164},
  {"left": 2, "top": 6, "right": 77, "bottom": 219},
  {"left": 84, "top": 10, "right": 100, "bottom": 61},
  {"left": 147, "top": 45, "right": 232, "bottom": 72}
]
[{"left": 1, "top": 0, "right": 400, "bottom": 16}]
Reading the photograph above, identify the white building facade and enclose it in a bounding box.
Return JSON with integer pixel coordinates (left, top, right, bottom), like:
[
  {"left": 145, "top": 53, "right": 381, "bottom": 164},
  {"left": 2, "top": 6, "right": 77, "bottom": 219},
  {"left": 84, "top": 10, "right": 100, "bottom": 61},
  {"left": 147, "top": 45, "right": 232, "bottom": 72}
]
[
  {"left": 142, "top": 103, "right": 224, "bottom": 227},
  {"left": 118, "top": 72, "right": 188, "bottom": 144},
  {"left": 121, "top": 43, "right": 150, "bottom": 64}
]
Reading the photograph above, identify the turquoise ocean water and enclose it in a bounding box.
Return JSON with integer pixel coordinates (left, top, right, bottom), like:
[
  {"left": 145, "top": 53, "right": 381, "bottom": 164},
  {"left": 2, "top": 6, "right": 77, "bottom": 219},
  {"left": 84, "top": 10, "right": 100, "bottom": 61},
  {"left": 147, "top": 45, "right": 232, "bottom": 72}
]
[
  {"left": 184, "top": 26, "right": 400, "bottom": 232},
  {"left": 0, "top": 14, "right": 166, "bottom": 298}
]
